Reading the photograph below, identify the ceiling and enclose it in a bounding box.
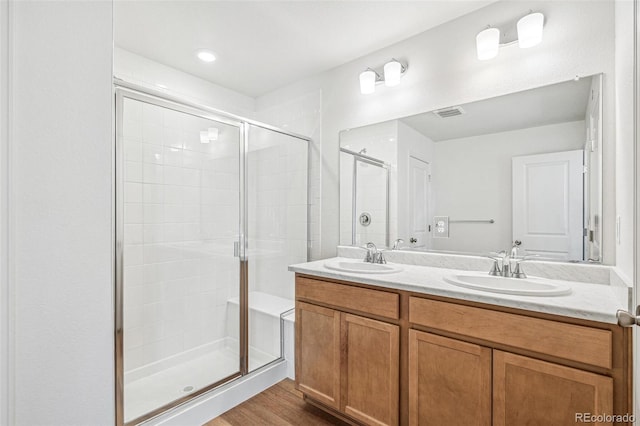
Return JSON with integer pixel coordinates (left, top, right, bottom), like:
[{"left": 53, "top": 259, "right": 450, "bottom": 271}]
[
  {"left": 400, "top": 77, "right": 593, "bottom": 142},
  {"left": 114, "top": 1, "right": 495, "bottom": 97}
]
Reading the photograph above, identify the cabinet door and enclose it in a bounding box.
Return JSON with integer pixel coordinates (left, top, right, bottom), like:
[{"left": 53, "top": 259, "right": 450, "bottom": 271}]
[
  {"left": 408, "top": 330, "right": 491, "bottom": 426},
  {"left": 493, "top": 350, "right": 614, "bottom": 426},
  {"left": 343, "top": 313, "right": 399, "bottom": 426},
  {"left": 295, "top": 302, "right": 341, "bottom": 409}
]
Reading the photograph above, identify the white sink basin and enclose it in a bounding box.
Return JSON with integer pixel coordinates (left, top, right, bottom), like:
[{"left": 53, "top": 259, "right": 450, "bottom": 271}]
[
  {"left": 444, "top": 272, "right": 571, "bottom": 297},
  {"left": 324, "top": 260, "right": 403, "bottom": 274}
]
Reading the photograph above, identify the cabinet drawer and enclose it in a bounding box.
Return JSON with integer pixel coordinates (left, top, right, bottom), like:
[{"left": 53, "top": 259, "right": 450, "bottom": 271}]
[
  {"left": 296, "top": 276, "right": 400, "bottom": 320},
  {"left": 409, "top": 297, "right": 612, "bottom": 369}
]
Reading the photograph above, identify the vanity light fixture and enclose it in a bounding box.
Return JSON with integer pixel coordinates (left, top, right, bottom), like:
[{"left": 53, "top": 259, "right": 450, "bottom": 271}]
[
  {"left": 517, "top": 12, "right": 544, "bottom": 48},
  {"left": 359, "top": 68, "right": 379, "bottom": 95},
  {"left": 196, "top": 49, "right": 216, "bottom": 63},
  {"left": 476, "top": 27, "right": 500, "bottom": 60},
  {"left": 359, "top": 59, "right": 407, "bottom": 94},
  {"left": 476, "top": 11, "right": 544, "bottom": 60}
]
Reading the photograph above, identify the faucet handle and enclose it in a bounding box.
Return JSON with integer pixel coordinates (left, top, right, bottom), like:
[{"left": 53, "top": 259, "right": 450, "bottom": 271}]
[
  {"left": 392, "top": 239, "right": 404, "bottom": 250},
  {"left": 488, "top": 259, "right": 501, "bottom": 276},
  {"left": 373, "top": 251, "right": 387, "bottom": 264},
  {"left": 511, "top": 261, "right": 527, "bottom": 279}
]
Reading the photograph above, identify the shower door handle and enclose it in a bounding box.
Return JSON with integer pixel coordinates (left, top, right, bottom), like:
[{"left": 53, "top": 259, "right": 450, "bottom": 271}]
[{"left": 234, "top": 241, "right": 239, "bottom": 257}]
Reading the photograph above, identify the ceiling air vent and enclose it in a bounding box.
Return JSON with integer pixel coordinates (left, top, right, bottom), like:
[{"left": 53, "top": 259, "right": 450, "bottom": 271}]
[{"left": 433, "top": 106, "right": 465, "bottom": 118}]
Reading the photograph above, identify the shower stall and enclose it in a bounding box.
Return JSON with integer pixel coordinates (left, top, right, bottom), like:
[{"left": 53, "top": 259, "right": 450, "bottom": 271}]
[{"left": 114, "top": 82, "right": 309, "bottom": 425}]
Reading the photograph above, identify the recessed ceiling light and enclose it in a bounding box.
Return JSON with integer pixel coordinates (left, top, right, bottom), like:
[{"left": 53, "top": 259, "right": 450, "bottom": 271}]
[{"left": 196, "top": 49, "right": 216, "bottom": 63}]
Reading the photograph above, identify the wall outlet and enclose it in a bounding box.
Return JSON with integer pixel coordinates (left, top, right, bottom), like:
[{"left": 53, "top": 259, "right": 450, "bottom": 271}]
[{"left": 433, "top": 216, "right": 449, "bottom": 238}]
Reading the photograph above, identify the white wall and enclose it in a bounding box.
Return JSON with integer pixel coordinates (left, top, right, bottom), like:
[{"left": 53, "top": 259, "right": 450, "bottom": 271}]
[
  {"left": 614, "top": 0, "right": 634, "bottom": 281},
  {"left": 431, "top": 121, "right": 585, "bottom": 254},
  {"left": 115, "top": 48, "right": 255, "bottom": 118},
  {"left": 256, "top": 0, "right": 617, "bottom": 263},
  {"left": 9, "top": 2, "right": 114, "bottom": 425},
  {"left": 0, "top": 0, "right": 9, "bottom": 424}
]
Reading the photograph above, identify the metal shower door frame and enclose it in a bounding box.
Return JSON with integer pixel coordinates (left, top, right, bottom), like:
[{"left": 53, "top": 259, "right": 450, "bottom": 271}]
[
  {"left": 340, "top": 148, "right": 390, "bottom": 248},
  {"left": 114, "top": 82, "right": 310, "bottom": 426}
]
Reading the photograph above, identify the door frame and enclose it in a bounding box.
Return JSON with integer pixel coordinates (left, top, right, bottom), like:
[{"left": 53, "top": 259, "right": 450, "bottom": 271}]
[
  {"left": 0, "top": 0, "right": 10, "bottom": 424},
  {"left": 634, "top": 0, "right": 640, "bottom": 421}
]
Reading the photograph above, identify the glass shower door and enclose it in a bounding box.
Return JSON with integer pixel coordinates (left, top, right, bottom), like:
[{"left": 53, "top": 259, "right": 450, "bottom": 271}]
[
  {"left": 118, "top": 93, "right": 242, "bottom": 424},
  {"left": 246, "top": 124, "right": 308, "bottom": 372}
]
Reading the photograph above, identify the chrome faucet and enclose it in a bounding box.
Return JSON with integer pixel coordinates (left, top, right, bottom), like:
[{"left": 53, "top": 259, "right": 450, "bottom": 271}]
[
  {"left": 488, "top": 241, "right": 527, "bottom": 278},
  {"left": 392, "top": 239, "right": 404, "bottom": 250},
  {"left": 364, "top": 242, "right": 386, "bottom": 264}
]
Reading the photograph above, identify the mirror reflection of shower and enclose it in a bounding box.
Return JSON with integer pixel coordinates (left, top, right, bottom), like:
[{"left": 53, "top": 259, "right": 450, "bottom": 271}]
[{"left": 339, "top": 147, "right": 389, "bottom": 248}]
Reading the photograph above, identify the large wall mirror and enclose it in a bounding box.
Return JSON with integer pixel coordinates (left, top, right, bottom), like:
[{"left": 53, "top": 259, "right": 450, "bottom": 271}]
[{"left": 340, "top": 74, "right": 603, "bottom": 263}]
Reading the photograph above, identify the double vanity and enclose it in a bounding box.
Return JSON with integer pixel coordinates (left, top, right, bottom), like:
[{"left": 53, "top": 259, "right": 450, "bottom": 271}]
[{"left": 290, "top": 248, "right": 632, "bottom": 426}]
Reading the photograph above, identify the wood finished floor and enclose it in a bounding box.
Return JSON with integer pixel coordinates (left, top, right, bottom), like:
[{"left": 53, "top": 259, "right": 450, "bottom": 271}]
[{"left": 204, "top": 379, "right": 348, "bottom": 426}]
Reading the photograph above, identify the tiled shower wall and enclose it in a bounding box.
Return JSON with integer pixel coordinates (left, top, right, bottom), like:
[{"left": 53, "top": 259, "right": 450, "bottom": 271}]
[
  {"left": 122, "top": 98, "right": 240, "bottom": 371},
  {"left": 247, "top": 125, "right": 308, "bottom": 301}
]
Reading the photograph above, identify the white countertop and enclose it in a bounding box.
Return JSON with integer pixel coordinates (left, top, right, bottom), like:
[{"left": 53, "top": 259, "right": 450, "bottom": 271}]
[{"left": 289, "top": 257, "right": 626, "bottom": 324}]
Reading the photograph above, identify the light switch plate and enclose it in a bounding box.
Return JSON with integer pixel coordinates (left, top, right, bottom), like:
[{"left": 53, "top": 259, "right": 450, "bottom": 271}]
[{"left": 433, "top": 216, "right": 449, "bottom": 238}]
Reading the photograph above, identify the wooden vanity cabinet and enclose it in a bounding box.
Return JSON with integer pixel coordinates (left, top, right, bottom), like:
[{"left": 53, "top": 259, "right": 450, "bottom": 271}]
[
  {"left": 296, "top": 277, "right": 400, "bottom": 426},
  {"left": 492, "top": 351, "right": 613, "bottom": 426},
  {"left": 295, "top": 274, "right": 631, "bottom": 426},
  {"left": 408, "top": 330, "right": 491, "bottom": 426}
]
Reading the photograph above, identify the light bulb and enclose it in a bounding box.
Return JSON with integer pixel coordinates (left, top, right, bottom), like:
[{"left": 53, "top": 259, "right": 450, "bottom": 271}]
[
  {"left": 476, "top": 27, "right": 500, "bottom": 60},
  {"left": 359, "top": 69, "right": 377, "bottom": 95},
  {"left": 517, "top": 12, "right": 544, "bottom": 48},
  {"left": 383, "top": 60, "right": 402, "bottom": 87}
]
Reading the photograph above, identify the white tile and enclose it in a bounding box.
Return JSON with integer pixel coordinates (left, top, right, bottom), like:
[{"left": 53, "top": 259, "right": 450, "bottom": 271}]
[
  {"left": 182, "top": 150, "right": 203, "bottom": 169},
  {"left": 143, "top": 204, "right": 164, "bottom": 224},
  {"left": 163, "top": 146, "right": 182, "bottom": 167},
  {"left": 124, "top": 183, "right": 143, "bottom": 203},
  {"left": 124, "top": 224, "right": 144, "bottom": 245},
  {"left": 143, "top": 163, "right": 164, "bottom": 184},
  {"left": 142, "top": 123, "right": 164, "bottom": 146},
  {"left": 164, "top": 204, "right": 183, "bottom": 223},
  {"left": 164, "top": 185, "right": 183, "bottom": 204},
  {"left": 124, "top": 139, "right": 143, "bottom": 162},
  {"left": 143, "top": 143, "right": 164, "bottom": 164},
  {"left": 182, "top": 187, "right": 200, "bottom": 205},
  {"left": 182, "top": 168, "right": 201, "bottom": 187},
  {"left": 164, "top": 223, "right": 183, "bottom": 242},
  {"left": 143, "top": 103, "right": 164, "bottom": 126},
  {"left": 144, "top": 224, "right": 164, "bottom": 243},
  {"left": 125, "top": 161, "right": 143, "bottom": 183},
  {"left": 162, "top": 127, "right": 184, "bottom": 149},
  {"left": 183, "top": 205, "right": 200, "bottom": 223},
  {"left": 124, "top": 203, "right": 144, "bottom": 224},
  {"left": 143, "top": 184, "right": 164, "bottom": 204},
  {"left": 123, "top": 120, "right": 143, "bottom": 141},
  {"left": 163, "top": 166, "right": 183, "bottom": 186},
  {"left": 124, "top": 265, "right": 144, "bottom": 286},
  {"left": 124, "top": 245, "right": 143, "bottom": 266}
]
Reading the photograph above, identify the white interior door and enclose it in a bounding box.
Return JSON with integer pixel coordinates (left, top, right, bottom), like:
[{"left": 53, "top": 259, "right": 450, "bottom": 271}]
[
  {"left": 409, "top": 156, "right": 430, "bottom": 248},
  {"left": 512, "top": 150, "right": 584, "bottom": 260}
]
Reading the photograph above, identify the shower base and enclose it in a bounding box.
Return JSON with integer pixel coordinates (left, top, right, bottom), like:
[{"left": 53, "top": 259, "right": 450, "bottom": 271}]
[{"left": 124, "top": 340, "right": 276, "bottom": 423}]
